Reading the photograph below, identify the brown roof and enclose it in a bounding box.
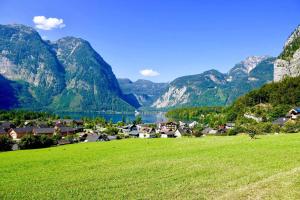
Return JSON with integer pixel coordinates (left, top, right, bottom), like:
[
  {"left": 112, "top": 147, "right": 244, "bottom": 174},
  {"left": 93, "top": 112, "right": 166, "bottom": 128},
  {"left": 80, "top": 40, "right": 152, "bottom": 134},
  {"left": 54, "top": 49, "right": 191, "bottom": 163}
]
[
  {"left": 59, "top": 127, "right": 76, "bottom": 133},
  {"left": 1, "top": 122, "right": 15, "bottom": 129},
  {"left": 10, "top": 127, "right": 33, "bottom": 134},
  {"left": 33, "top": 128, "right": 55, "bottom": 134}
]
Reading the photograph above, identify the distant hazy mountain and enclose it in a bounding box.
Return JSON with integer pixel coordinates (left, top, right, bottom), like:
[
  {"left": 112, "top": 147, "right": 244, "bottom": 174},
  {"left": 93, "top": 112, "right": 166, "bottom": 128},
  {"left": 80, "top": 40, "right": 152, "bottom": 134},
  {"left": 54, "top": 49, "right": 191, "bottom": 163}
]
[
  {"left": 152, "top": 56, "right": 275, "bottom": 109},
  {"left": 0, "top": 24, "right": 135, "bottom": 111},
  {"left": 118, "top": 78, "right": 168, "bottom": 107},
  {"left": 274, "top": 25, "right": 300, "bottom": 82}
]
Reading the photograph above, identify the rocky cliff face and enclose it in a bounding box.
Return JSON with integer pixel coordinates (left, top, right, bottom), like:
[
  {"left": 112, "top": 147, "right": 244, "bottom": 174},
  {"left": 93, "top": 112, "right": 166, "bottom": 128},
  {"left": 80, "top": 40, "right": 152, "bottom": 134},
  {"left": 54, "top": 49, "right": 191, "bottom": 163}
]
[
  {"left": 0, "top": 24, "right": 65, "bottom": 105},
  {"left": 0, "top": 24, "right": 135, "bottom": 111},
  {"left": 152, "top": 56, "right": 275, "bottom": 109},
  {"left": 274, "top": 25, "right": 300, "bottom": 82}
]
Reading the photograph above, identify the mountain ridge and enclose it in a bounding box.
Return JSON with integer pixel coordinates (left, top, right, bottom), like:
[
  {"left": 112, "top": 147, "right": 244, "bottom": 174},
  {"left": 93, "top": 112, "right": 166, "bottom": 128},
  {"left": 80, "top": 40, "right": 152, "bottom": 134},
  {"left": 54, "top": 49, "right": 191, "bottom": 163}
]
[{"left": 0, "top": 24, "right": 135, "bottom": 111}]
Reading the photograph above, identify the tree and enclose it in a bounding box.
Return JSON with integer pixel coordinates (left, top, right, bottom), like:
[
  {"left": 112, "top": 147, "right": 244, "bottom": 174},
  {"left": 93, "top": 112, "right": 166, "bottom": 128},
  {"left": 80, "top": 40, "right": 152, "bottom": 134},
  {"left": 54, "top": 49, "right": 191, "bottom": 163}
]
[
  {"left": 192, "top": 124, "right": 204, "bottom": 137},
  {"left": 133, "top": 116, "right": 142, "bottom": 125},
  {"left": 0, "top": 136, "right": 14, "bottom": 151}
]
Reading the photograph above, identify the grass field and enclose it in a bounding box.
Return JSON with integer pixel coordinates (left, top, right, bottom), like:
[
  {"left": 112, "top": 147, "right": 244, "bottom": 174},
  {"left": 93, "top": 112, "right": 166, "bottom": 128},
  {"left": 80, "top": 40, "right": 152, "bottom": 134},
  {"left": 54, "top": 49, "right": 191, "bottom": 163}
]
[{"left": 1, "top": 134, "right": 300, "bottom": 199}]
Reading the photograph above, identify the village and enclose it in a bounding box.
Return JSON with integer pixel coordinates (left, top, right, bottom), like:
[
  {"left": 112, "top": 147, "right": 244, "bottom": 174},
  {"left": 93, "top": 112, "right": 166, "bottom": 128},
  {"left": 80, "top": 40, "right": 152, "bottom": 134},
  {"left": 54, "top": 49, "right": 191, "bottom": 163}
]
[{"left": 1, "top": 107, "right": 300, "bottom": 151}]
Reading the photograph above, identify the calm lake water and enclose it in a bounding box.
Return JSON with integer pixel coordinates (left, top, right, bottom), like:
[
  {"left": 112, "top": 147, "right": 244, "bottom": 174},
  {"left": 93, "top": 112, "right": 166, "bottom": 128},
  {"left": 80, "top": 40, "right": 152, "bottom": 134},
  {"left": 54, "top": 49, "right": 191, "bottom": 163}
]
[{"left": 55, "top": 111, "right": 167, "bottom": 124}]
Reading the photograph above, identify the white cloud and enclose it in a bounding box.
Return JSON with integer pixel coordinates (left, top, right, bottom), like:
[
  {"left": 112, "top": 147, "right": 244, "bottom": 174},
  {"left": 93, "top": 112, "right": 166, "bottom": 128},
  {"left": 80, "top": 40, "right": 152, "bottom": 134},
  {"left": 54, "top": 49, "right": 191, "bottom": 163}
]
[
  {"left": 140, "top": 69, "right": 160, "bottom": 77},
  {"left": 33, "top": 16, "right": 65, "bottom": 30}
]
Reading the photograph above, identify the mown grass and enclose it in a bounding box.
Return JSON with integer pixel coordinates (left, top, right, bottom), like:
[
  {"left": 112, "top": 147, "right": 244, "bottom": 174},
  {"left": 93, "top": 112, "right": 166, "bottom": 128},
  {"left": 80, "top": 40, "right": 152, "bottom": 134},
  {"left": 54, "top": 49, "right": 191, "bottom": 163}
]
[{"left": 1, "top": 134, "right": 300, "bottom": 199}]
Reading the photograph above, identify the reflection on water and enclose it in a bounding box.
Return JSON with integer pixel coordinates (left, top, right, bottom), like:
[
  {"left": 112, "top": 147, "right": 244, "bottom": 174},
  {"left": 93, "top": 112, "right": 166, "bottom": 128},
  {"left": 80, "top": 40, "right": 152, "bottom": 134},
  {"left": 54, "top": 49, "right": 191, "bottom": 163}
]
[{"left": 55, "top": 111, "right": 167, "bottom": 124}]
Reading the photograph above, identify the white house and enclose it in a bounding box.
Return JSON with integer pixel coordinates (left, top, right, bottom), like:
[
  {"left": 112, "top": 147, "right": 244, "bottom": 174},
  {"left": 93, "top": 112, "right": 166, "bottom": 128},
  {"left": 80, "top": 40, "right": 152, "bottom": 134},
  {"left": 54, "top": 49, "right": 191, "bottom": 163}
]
[
  {"left": 174, "top": 129, "right": 182, "bottom": 138},
  {"left": 189, "top": 121, "right": 198, "bottom": 128}
]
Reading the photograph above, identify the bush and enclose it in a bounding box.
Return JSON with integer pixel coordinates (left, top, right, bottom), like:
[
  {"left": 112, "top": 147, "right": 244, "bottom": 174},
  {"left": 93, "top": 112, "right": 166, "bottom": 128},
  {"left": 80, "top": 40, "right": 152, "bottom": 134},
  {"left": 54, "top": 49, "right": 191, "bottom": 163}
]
[
  {"left": 52, "top": 134, "right": 62, "bottom": 144},
  {"left": 0, "top": 135, "right": 14, "bottom": 151},
  {"left": 19, "top": 135, "right": 54, "bottom": 149},
  {"left": 282, "top": 121, "right": 300, "bottom": 133},
  {"left": 104, "top": 127, "right": 119, "bottom": 136},
  {"left": 192, "top": 124, "right": 204, "bottom": 137},
  {"left": 271, "top": 124, "right": 281, "bottom": 133},
  {"left": 154, "top": 132, "right": 161, "bottom": 138},
  {"left": 227, "top": 128, "right": 239, "bottom": 136},
  {"left": 65, "top": 135, "right": 78, "bottom": 144},
  {"left": 116, "top": 133, "right": 125, "bottom": 140},
  {"left": 245, "top": 125, "right": 262, "bottom": 139}
]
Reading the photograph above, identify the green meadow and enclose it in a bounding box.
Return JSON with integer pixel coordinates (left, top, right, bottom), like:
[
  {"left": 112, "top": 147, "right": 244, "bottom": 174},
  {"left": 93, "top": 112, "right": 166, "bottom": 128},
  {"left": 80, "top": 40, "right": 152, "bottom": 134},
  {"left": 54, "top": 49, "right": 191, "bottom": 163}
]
[{"left": 1, "top": 134, "right": 300, "bottom": 199}]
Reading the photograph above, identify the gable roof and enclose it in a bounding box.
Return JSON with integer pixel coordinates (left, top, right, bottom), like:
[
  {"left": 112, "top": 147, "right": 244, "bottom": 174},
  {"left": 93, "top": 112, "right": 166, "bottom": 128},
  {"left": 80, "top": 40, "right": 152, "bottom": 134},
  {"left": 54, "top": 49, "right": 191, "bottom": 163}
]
[
  {"left": 33, "top": 128, "right": 55, "bottom": 134},
  {"left": 0, "top": 121, "right": 15, "bottom": 129},
  {"left": 59, "top": 127, "right": 76, "bottom": 133},
  {"left": 10, "top": 127, "right": 33, "bottom": 134}
]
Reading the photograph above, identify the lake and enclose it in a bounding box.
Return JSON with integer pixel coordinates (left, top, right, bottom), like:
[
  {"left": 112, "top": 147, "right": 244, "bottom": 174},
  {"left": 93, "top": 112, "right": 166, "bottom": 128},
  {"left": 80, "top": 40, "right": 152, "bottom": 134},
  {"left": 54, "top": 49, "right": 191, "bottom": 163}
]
[{"left": 55, "top": 111, "right": 167, "bottom": 124}]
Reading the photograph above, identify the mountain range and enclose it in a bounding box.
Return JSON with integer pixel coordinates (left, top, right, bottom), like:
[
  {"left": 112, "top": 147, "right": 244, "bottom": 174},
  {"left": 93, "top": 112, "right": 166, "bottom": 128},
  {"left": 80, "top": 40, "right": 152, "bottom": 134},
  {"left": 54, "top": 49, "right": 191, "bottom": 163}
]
[
  {"left": 1, "top": 23, "right": 296, "bottom": 112},
  {"left": 0, "top": 24, "right": 135, "bottom": 111}
]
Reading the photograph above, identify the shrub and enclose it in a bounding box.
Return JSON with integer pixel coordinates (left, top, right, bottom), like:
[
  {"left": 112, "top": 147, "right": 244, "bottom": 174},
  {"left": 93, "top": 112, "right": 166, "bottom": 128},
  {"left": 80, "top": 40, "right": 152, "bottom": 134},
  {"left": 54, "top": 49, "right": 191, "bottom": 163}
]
[
  {"left": 116, "top": 133, "right": 125, "bottom": 140},
  {"left": 19, "top": 135, "right": 54, "bottom": 149},
  {"left": 245, "top": 125, "right": 262, "bottom": 139},
  {"left": 227, "top": 128, "right": 239, "bottom": 136},
  {"left": 282, "top": 121, "right": 300, "bottom": 133},
  {"left": 192, "top": 124, "right": 204, "bottom": 137},
  {"left": 52, "top": 134, "right": 62, "bottom": 144},
  {"left": 104, "top": 127, "right": 119, "bottom": 136},
  {"left": 154, "top": 132, "right": 161, "bottom": 138},
  {"left": 0, "top": 135, "right": 14, "bottom": 151},
  {"left": 271, "top": 124, "right": 281, "bottom": 133}
]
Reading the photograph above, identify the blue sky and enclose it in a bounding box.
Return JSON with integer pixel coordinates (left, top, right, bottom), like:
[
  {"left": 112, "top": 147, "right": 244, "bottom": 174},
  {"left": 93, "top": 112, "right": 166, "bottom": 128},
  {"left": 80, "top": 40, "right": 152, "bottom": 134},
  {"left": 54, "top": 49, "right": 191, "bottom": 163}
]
[{"left": 0, "top": 0, "right": 300, "bottom": 82}]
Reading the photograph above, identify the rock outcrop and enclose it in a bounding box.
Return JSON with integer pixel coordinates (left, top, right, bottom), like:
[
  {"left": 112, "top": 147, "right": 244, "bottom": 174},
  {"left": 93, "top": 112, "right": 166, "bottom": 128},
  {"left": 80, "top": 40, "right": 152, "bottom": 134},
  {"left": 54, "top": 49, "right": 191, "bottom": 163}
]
[{"left": 274, "top": 25, "right": 300, "bottom": 82}]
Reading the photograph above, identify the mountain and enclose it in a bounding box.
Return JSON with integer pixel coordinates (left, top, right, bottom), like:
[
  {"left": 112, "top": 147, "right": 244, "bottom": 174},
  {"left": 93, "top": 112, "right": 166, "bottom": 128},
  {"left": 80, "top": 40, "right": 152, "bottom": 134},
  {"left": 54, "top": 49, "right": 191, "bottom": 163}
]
[
  {"left": 118, "top": 78, "right": 168, "bottom": 107},
  {"left": 0, "top": 24, "right": 135, "bottom": 111},
  {"left": 152, "top": 56, "right": 275, "bottom": 109},
  {"left": 274, "top": 25, "right": 300, "bottom": 82}
]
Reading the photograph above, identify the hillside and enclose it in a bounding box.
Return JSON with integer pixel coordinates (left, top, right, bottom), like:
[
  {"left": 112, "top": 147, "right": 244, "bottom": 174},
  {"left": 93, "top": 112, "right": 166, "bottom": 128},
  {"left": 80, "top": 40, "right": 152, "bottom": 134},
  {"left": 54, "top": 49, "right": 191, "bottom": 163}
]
[
  {"left": 0, "top": 24, "right": 135, "bottom": 112},
  {"left": 1, "top": 135, "right": 300, "bottom": 199},
  {"left": 226, "top": 75, "right": 300, "bottom": 121},
  {"left": 153, "top": 56, "right": 275, "bottom": 109}
]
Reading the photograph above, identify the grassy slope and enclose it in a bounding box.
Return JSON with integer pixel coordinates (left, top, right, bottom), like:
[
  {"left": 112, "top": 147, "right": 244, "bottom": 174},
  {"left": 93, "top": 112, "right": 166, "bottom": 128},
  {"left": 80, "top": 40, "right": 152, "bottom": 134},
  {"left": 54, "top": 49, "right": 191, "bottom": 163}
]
[{"left": 1, "top": 134, "right": 300, "bottom": 199}]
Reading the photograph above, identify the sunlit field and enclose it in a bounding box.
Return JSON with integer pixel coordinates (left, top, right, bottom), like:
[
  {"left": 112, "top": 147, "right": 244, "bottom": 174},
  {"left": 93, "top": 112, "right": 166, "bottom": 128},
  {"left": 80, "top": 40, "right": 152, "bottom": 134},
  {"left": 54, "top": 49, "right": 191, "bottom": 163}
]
[{"left": 1, "top": 134, "right": 300, "bottom": 199}]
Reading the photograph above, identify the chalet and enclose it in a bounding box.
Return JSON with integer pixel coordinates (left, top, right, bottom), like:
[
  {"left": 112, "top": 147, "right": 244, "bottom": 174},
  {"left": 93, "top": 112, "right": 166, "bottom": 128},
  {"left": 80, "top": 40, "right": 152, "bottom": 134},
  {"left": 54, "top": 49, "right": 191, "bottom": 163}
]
[
  {"left": 74, "top": 119, "right": 84, "bottom": 126},
  {"left": 0, "top": 122, "right": 16, "bottom": 132},
  {"left": 33, "top": 128, "right": 55, "bottom": 137},
  {"left": 159, "top": 122, "right": 178, "bottom": 131},
  {"left": 165, "top": 122, "right": 178, "bottom": 130},
  {"left": 273, "top": 117, "right": 289, "bottom": 126},
  {"left": 139, "top": 127, "right": 156, "bottom": 138},
  {"left": 9, "top": 127, "right": 33, "bottom": 140},
  {"left": 58, "top": 127, "right": 76, "bottom": 136},
  {"left": 121, "top": 124, "right": 137, "bottom": 133},
  {"left": 287, "top": 108, "right": 300, "bottom": 119}
]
